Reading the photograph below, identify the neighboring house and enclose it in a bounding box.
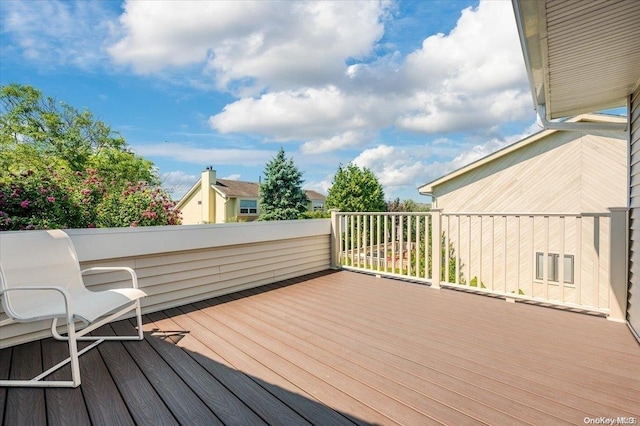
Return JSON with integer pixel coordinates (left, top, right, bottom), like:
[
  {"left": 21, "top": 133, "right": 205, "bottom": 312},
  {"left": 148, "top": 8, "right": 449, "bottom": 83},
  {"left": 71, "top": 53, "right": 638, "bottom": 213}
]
[
  {"left": 512, "top": 0, "right": 640, "bottom": 341},
  {"left": 419, "top": 114, "right": 627, "bottom": 212},
  {"left": 418, "top": 114, "right": 627, "bottom": 306},
  {"left": 176, "top": 167, "right": 326, "bottom": 224}
]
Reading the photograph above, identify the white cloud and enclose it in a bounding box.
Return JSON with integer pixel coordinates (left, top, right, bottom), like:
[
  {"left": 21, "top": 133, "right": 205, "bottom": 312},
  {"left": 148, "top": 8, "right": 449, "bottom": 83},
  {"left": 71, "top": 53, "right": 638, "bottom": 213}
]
[
  {"left": 109, "top": 0, "right": 389, "bottom": 93},
  {"left": 301, "top": 131, "right": 369, "bottom": 154},
  {"left": 209, "top": 86, "right": 394, "bottom": 141},
  {"left": 133, "top": 143, "right": 272, "bottom": 166},
  {"left": 161, "top": 170, "right": 198, "bottom": 200},
  {"left": 221, "top": 173, "right": 241, "bottom": 180},
  {"left": 206, "top": 0, "right": 530, "bottom": 151},
  {"left": 0, "top": 0, "right": 116, "bottom": 70},
  {"left": 351, "top": 145, "right": 426, "bottom": 198}
]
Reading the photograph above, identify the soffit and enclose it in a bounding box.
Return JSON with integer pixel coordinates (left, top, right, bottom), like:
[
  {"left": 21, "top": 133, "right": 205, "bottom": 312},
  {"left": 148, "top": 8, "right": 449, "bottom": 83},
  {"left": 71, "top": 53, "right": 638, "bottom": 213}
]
[{"left": 516, "top": 0, "right": 640, "bottom": 119}]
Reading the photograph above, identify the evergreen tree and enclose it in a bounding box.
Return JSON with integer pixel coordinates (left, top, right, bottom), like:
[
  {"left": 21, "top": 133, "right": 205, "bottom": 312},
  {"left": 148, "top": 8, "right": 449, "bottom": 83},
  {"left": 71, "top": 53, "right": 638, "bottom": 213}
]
[
  {"left": 326, "top": 163, "right": 386, "bottom": 212},
  {"left": 259, "top": 147, "right": 309, "bottom": 220}
]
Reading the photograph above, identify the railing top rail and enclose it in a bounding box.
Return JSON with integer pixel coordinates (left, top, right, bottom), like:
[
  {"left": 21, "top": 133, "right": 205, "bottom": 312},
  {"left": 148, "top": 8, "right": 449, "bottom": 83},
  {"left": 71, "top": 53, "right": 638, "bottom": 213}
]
[
  {"left": 442, "top": 212, "right": 611, "bottom": 218},
  {"left": 336, "top": 212, "right": 433, "bottom": 216},
  {"left": 334, "top": 211, "right": 611, "bottom": 218}
]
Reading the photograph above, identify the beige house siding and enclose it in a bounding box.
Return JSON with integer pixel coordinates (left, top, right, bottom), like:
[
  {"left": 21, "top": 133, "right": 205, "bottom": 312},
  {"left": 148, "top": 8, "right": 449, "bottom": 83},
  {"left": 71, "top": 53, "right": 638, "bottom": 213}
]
[
  {"left": 0, "top": 220, "right": 331, "bottom": 348},
  {"left": 433, "top": 130, "right": 626, "bottom": 213},
  {"left": 427, "top": 128, "right": 626, "bottom": 310},
  {"left": 629, "top": 84, "right": 640, "bottom": 338},
  {"left": 178, "top": 188, "right": 203, "bottom": 225}
]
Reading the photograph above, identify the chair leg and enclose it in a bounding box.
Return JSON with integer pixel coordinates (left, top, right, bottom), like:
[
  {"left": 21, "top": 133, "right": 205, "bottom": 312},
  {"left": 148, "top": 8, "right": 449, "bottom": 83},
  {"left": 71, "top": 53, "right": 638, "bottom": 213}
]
[
  {"left": 0, "top": 316, "right": 83, "bottom": 388},
  {"left": 67, "top": 314, "right": 81, "bottom": 387}
]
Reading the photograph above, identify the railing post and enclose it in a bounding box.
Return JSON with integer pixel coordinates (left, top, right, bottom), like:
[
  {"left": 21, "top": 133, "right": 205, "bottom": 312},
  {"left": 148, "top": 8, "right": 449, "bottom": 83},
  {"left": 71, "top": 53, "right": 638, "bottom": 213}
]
[
  {"left": 431, "top": 209, "right": 442, "bottom": 289},
  {"left": 330, "top": 209, "right": 341, "bottom": 269},
  {"left": 608, "top": 207, "right": 629, "bottom": 322}
]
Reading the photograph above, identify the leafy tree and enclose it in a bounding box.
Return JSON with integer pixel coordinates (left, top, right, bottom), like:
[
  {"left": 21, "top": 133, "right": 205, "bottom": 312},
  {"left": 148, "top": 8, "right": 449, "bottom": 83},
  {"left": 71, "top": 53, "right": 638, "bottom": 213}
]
[
  {"left": 259, "top": 147, "right": 309, "bottom": 221},
  {"left": 0, "top": 84, "right": 179, "bottom": 230},
  {"left": 386, "top": 198, "right": 430, "bottom": 212},
  {"left": 326, "top": 163, "right": 386, "bottom": 212}
]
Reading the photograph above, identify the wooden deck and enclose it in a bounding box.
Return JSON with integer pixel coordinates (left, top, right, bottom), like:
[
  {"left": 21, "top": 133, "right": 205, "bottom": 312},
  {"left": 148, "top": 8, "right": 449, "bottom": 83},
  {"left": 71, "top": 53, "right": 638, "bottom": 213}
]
[{"left": 1, "top": 270, "right": 639, "bottom": 425}]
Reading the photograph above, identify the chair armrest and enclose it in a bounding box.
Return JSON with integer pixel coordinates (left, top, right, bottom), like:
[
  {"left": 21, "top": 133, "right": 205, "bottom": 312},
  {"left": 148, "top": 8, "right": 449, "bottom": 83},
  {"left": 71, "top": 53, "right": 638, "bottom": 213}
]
[
  {"left": 81, "top": 267, "right": 139, "bottom": 289},
  {"left": 0, "top": 286, "right": 74, "bottom": 323}
]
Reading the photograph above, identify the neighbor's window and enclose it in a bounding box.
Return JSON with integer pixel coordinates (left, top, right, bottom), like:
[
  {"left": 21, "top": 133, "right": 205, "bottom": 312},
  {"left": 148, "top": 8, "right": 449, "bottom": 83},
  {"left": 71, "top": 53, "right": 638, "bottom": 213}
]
[
  {"left": 535, "top": 252, "right": 574, "bottom": 284},
  {"left": 312, "top": 201, "right": 324, "bottom": 211},
  {"left": 239, "top": 199, "right": 258, "bottom": 214}
]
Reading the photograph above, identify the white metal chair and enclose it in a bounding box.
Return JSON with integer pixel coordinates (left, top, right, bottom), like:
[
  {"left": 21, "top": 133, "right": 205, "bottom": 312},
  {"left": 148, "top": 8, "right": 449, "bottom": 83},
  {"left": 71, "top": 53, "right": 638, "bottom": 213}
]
[{"left": 0, "top": 229, "right": 146, "bottom": 387}]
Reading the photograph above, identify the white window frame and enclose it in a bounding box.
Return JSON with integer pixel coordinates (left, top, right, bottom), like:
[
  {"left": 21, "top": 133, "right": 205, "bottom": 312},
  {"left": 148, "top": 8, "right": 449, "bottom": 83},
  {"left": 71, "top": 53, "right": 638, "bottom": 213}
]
[
  {"left": 535, "top": 252, "right": 574, "bottom": 284},
  {"left": 239, "top": 199, "right": 258, "bottom": 215}
]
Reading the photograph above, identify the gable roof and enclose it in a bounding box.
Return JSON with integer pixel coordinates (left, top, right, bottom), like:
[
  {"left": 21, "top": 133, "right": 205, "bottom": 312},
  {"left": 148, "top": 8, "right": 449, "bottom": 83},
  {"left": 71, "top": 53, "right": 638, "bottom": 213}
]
[
  {"left": 214, "top": 179, "right": 259, "bottom": 198},
  {"left": 418, "top": 113, "right": 625, "bottom": 195}
]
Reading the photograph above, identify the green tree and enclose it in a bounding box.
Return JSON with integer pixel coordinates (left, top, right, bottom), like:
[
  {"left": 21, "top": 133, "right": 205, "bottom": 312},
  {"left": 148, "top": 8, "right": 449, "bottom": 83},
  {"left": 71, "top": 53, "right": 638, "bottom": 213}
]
[
  {"left": 326, "top": 163, "right": 386, "bottom": 212},
  {"left": 0, "top": 84, "right": 179, "bottom": 230},
  {"left": 259, "top": 147, "right": 309, "bottom": 221}
]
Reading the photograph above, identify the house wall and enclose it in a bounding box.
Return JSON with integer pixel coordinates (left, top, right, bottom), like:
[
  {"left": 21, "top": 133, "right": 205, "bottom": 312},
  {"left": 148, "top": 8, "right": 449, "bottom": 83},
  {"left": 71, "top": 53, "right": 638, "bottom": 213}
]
[
  {"left": 433, "top": 130, "right": 627, "bottom": 212},
  {"left": 629, "top": 84, "right": 640, "bottom": 339},
  {"left": 433, "top": 131, "right": 626, "bottom": 309},
  {"left": 215, "top": 191, "right": 229, "bottom": 223},
  {"left": 0, "top": 220, "right": 331, "bottom": 348},
  {"left": 178, "top": 188, "right": 204, "bottom": 225}
]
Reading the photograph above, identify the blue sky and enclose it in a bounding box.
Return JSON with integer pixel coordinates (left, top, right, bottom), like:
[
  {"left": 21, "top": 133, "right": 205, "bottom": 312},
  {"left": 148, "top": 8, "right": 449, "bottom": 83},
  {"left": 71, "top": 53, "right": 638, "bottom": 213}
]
[{"left": 0, "top": 0, "right": 542, "bottom": 202}]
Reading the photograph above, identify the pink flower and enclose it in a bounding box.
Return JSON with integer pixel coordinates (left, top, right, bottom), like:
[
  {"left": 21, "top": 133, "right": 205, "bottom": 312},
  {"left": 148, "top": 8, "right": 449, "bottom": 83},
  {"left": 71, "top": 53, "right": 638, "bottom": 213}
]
[
  {"left": 81, "top": 188, "right": 91, "bottom": 196},
  {"left": 20, "top": 200, "right": 30, "bottom": 208},
  {"left": 47, "top": 196, "right": 55, "bottom": 203},
  {"left": 88, "top": 223, "right": 96, "bottom": 228}
]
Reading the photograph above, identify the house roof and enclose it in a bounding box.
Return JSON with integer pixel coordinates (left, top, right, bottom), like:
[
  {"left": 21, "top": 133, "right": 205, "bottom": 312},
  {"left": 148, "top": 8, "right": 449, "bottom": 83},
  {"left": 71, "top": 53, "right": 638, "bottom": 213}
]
[
  {"left": 418, "top": 113, "right": 626, "bottom": 195},
  {"left": 214, "top": 179, "right": 260, "bottom": 198},
  {"left": 512, "top": 0, "right": 640, "bottom": 120},
  {"left": 176, "top": 177, "right": 326, "bottom": 208}
]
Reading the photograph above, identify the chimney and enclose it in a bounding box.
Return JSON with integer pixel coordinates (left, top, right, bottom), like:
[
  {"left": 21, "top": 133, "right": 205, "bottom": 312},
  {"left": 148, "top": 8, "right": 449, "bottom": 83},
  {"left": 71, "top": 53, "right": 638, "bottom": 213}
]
[{"left": 201, "top": 167, "right": 216, "bottom": 223}]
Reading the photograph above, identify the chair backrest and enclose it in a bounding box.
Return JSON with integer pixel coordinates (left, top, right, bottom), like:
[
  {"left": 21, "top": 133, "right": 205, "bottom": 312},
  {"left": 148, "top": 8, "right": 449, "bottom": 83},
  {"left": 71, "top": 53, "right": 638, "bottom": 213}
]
[{"left": 0, "top": 230, "right": 84, "bottom": 319}]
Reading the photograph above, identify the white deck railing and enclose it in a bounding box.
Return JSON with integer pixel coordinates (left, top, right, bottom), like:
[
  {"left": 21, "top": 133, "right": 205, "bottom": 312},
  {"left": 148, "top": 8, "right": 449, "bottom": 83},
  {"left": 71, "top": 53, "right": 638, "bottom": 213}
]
[{"left": 331, "top": 209, "right": 628, "bottom": 320}]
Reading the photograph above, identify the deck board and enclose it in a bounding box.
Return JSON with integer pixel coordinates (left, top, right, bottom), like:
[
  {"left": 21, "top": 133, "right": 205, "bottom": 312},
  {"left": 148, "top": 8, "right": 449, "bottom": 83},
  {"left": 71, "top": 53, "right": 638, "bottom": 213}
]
[
  {"left": 1, "top": 270, "right": 639, "bottom": 425},
  {"left": 5, "top": 341, "right": 46, "bottom": 426},
  {"left": 42, "top": 339, "right": 91, "bottom": 426},
  {"left": 134, "top": 312, "right": 269, "bottom": 426}
]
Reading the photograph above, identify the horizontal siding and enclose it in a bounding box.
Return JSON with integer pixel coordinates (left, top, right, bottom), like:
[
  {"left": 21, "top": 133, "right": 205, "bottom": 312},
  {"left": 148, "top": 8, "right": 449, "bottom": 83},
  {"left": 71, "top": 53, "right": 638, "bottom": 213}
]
[
  {"left": 0, "top": 230, "right": 331, "bottom": 349},
  {"left": 629, "top": 83, "right": 640, "bottom": 340}
]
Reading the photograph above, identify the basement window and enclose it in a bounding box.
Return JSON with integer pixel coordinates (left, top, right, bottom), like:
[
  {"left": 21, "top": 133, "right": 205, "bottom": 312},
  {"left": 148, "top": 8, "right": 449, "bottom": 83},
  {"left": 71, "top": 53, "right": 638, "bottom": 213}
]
[
  {"left": 239, "top": 199, "right": 258, "bottom": 215},
  {"left": 535, "top": 252, "right": 574, "bottom": 284}
]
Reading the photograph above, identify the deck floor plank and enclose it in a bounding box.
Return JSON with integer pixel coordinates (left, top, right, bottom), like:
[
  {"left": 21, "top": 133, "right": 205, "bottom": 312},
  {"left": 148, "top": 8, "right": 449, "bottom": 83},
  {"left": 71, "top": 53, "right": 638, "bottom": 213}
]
[
  {"left": 157, "top": 306, "right": 373, "bottom": 426},
  {"left": 133, "top": 313, "right": 269, "bottom": 426},
  {"left": 108, "top": 321, "right": 222, "bottom": 425},
  {"left": 4, "top": 341, "right": 46, "bottom": 426},
  {"left": 195, "top": 296, "right": 464, "bottom": 425},
  {"left": 232, "top": 290, "right": 576, "bottom": 425},
  {"left": 314, "top": 276, "right": 640, "bottom": 374},
  {"left": 41, "top": 339, "right": 91, "bottom": 426},
  {"left": 2, "top": 270, "right": 639, "bottom": 425},
  {"left": 93, "top": 325, "right": 175, "bottom": 426},
  {"left": 0, "top": 346, "right": 11, "bottom": 423},
  {"left": 188, "top": 298, "right": 398, "bottom": 426},
  {"left": 171, "top": 305, "right": 316, "bottom": 426},
  {"left": 275, "top": 274, "right": 640, "bottom": 414},
  {"left": 247, "top": 286, "right": 593, "bottom": 423}
]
